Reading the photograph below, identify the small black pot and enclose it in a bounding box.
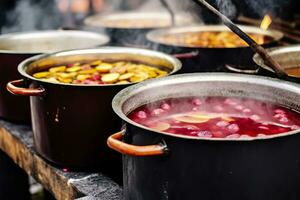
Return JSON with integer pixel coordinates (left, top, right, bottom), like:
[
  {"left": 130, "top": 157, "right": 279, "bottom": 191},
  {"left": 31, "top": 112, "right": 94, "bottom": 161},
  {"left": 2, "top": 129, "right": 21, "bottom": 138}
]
[
  {"left": 6, "top": 47, "right": 181, "bottom": 177},
  {"left": 108, "top": 73, "right": 300, "bottom": 200},
  {"left": 147, "top": 25, "right": 283, "bottom": 73}
]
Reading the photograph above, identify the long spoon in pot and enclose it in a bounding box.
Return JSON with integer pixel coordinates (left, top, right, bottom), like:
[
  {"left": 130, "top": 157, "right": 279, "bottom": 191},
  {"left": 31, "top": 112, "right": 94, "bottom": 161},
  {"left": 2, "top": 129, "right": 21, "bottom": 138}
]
[
  {"left": 160, "top": 0, "right": 175, "bottom": 26},
  {"left": 192, "top": 0, "right": 287, "bottom": 78}
]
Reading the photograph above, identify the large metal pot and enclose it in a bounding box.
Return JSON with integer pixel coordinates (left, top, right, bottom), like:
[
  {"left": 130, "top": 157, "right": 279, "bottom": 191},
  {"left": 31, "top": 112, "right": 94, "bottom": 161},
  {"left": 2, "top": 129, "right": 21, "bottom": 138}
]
[
  {"left": 0, "top": 30, "right": 109, "bottom": 123},
  {"left": 147, "top": 25, "right": 283, "bottom": 73},
  {"left": 7, "top": 47, "right": 181, "bottom": 175},
  {"left": 253, "top": 45, "right": 300, "bottom": 83},
  {"left": 108, "top": 73, "right": 300, "bottom": 200},
  {"left": 84, "top": 12, "right": 193, "bottom": 47}
]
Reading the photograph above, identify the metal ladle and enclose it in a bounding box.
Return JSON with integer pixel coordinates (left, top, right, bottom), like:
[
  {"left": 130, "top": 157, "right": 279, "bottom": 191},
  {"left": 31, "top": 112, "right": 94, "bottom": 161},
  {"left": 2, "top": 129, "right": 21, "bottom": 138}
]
[{"left": 192, "top": 0, "right": 287, "bottom": 78}]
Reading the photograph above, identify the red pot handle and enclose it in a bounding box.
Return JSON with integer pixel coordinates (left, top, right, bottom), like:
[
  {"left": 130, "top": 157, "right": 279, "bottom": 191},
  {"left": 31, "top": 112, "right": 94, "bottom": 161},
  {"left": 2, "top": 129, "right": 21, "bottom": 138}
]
[
  {"left": 173, "top": 50, "right": 199, "bottom": 59},
  {"left": 107, "top": 131, "right": 168, "bottom": 156},
  {"left": 7, "top": 79, "right": 45, "bottom": 96}
]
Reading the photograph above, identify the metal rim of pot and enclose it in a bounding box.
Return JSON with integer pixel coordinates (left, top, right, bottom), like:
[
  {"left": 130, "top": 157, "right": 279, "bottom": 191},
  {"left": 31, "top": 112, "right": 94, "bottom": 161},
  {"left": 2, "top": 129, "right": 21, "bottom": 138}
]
[
  {"left": 6, "top": 46, "right": 182, "bottom": 94},
  {"left": 84, "top": 11, "right": 194, "bottom": 30},
  {"left": 110, "top": 73, "right": 300, "bottom": 144},
  {"left": 253, "top": 44, "right": 300, "bottom": 78},
  {"left": 146, "top": 24, "right": 284, "bottom": 49},
  {"left": 0, "top": 30, "right": 110, "bottom": 55}
]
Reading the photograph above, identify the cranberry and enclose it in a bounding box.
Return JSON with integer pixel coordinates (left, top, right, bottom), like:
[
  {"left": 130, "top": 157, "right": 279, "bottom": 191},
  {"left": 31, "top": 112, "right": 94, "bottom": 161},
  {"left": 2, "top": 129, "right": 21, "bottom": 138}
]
[
  {"left": 151, "top": 108, "right": 165, "bottom": 116},
  {"left": 212, "top": 131, "right": 225, "bottom": 138},
  {"left": 250, "top": 115, "right": 261, "bottom": 121},
  {"left": 224, "top": 98, "right": 238, "bottom": 106},
  {"left": 227, "top": 124, "right": 239, "bottom": 133},
  {"left": 216, "top": 121, "right": 229, "bottom": 127},
  {"left": 274, "top": 113, "right": 286, "bottom": 119},
  {"left": 235, "top": 105, "right": 244, "bottom": 111},
  {"left": 274, "top": 109, "right": 286, "bottom": 114},
  {"left": 192, "top": 107, "right": 200, "bottom": 111},
  {"left": 136, "top": 111, "right": 147, "bottom": 119},
  {"left": 92, "top": 74, "right": 101, "bottom": 81},
  {"left": 213, "top": 105, "right": 224, "bottom": 112},
  {"left": 291, "top": 125, "right": 300, "bottom": 130},
  {"left": 242, "top": 108, "right": 252, "bottom": 114},
  {"left": 197, "top": 131, "right": 213, "bottom": 138},
  {"left": 192, "top": 98, "right": 202, "bottom": 106},
  {"left": 278, "top": 117, "right": 289, "bottom": 123},
  {"left": 161, "top": 103, "right": 171, "bottom": 111}
]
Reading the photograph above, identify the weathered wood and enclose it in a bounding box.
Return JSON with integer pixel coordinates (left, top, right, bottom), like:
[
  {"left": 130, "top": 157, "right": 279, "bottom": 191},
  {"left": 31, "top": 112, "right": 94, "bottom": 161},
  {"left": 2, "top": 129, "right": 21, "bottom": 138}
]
[{"left": 0, "top": 120, "right": 122, "bottom": 200}]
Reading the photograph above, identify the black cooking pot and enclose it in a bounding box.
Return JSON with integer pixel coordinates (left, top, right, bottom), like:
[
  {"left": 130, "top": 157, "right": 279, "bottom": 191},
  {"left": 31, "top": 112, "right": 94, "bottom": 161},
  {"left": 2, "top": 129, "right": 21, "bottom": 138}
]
[
  {"left": 147, "top": 25, "right": 283, "bottom": 73},
  {"left": 108, "top": 73, "right": 300, "bottom": 200},
  {"left": 252, "top": 45, "right": 300, "bottom": 83},
  {"left": 6, "top": 47, "right": 181, "bottom": 175},
  {"left": 84, "top": 12, "right": 193, "bottom": 47},
  {"left": 0, "top": 30, "right": 109, "bottom": 123}
]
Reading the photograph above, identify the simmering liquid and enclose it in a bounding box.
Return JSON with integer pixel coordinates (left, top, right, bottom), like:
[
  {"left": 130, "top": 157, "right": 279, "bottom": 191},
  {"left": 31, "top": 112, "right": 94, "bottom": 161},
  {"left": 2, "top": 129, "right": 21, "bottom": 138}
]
[
  {"left": 159, "top": 31, "right": 272, "bottom": 48},
  {"left": 285, "top": 67, "right": 300, "bottom": 77},
  {"left": 129, "top": 97, "right": 300, "bottom": 139}
]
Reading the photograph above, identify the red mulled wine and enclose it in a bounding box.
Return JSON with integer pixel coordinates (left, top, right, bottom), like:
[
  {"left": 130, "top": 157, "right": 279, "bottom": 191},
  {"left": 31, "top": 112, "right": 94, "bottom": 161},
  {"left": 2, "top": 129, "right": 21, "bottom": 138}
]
[{"left": 128, "top": 97, "right": 300, "bottom": 139}]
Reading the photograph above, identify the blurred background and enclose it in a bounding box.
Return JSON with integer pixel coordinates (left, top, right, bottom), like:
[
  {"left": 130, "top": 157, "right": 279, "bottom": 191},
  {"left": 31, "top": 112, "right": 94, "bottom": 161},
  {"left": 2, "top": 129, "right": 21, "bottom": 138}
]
[{"left": 0, "top": 0, "right": 299, "bottom": 33}]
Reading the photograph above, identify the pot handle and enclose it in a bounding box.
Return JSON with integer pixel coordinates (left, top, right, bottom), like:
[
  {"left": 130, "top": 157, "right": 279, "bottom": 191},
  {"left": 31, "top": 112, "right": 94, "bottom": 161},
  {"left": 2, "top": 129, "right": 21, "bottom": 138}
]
[
  {"left": 107, "top": 131, "right": 168, "bottom": 156},
  {"left": 225, "top": 64, "right": 259, "bottom": 74},
  {"left": 7, "top": 79, "right": 45, "bottom": 96},
  {"left": 173, "top": 50, "right": 199, "bottom": 59}
]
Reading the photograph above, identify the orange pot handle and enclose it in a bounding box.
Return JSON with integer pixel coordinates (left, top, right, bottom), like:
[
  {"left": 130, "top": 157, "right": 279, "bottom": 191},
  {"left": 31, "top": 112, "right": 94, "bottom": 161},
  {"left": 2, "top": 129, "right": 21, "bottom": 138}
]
[
  {"left": 7, "top": 79, "right": 45, "bottom": 96},
  {"left": 107, "top": 131, "right": 168, "bottom": 156}
]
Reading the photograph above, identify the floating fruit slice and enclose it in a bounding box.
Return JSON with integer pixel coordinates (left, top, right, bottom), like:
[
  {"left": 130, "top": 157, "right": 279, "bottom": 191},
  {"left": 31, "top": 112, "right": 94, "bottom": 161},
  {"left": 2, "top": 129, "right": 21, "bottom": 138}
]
[
  {"left": 57, "top": 72, "right": 77, "bottom": 79},
  {"left": 96, "top": 64, "right": 113, "bottom": 73},
  {"left": 33, "top": 72, "right": 51, "bottom": 79},
  {"left": 90, "top": 60, "right": 102, "bottom": 66},
  {"left": 188, "top": 113, "right": 215, "bottom": 120},
  {"left": 221, "top": 116, "right": 234, "bottom": 122},
  {"left": 101, "top": 73, "right": 120, "bottom": 83},
  {"left": 49, "top": 66, "right": 66, "bottom": 73},
  {"left": 174, "top": 115, "right": 209, "bottom": 123},
  {"left": 111, "top": 66, "right": 127, "bottom": 74},
  {"left": 78, "top": 69, "right": 97, "bottom": 74},
  {"left": 77, "top": 74, "right": 92, "bottom": 81},
  {"left": 116, "top": 80, "right": 130, "bottom": 84},
  {"left": 150, "top": 122, "right": 170, "bottom": 131},
  {"left": 119, "top": 73, "right": 134, "bottom": 80},
  {"left": 66, "top": 66, "right": 81, "bottom": 72},
  {"left": 130, "top": 72, "right": 149, "bottom": 82}
]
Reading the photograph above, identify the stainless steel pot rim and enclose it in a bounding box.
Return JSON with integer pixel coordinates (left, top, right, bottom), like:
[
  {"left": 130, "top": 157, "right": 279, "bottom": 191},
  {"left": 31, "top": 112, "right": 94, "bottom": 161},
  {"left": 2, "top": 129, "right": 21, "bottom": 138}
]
[
  {"left": 18, "top": 46, "right": 182, "bottom": 87},
  {"left": 0, "top": 30, "right": 110, "bottom": 54},
  {"left": 84, "top": 11, "right": 193, "bottom": 29},
  {"left": 253, "top": 44, "right": 300, "bottom": 73},
  {"left": 147, "top": 24, "right": 284, "bottom": 49},
  {"left": 112, "top": 72, "right": 300, "bottom": 142}
]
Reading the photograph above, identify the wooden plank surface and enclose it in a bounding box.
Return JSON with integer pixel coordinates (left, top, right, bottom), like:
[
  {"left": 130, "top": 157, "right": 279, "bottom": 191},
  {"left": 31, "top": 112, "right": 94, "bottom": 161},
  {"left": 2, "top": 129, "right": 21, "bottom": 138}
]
[{"left": 0, "top": 120, "right": 122, "bottom": 200}]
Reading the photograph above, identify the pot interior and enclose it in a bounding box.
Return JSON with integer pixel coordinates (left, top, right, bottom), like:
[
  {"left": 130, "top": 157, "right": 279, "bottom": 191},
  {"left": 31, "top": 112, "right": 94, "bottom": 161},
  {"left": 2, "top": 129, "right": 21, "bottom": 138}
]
[
  {"left": 20, "top": 47, "right": 181, "bottom": 85},
  {"left": 253, "top": 45, "right": 300, "bottom": 78},
  {"left": 84, "top": 12, "right": 194, "bottom": 29},
  {"left": 147, "top": 25, "right": 283, "bottom": 48},
  {"left": 113, "top": 73, "right": 300, "bottom": 140},
  {"left": 0, "top": 31, "right": 109, "bottom": 54}
]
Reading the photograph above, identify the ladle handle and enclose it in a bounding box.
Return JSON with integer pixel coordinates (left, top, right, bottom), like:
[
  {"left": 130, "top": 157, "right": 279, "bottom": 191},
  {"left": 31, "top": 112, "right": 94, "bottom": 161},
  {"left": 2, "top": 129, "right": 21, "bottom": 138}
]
[
  {"left": 7, "top": 79, "right": 45, "bottom": 96},
  {"left": 107, "top": 131, "right": 168, "bottom": 156}
]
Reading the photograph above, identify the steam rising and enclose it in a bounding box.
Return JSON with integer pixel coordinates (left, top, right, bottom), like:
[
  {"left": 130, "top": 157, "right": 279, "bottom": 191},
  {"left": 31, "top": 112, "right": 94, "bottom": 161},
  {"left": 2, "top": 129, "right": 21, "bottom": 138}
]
[{"left": 1, "top": 0, "right": 61, "bottom": 34}]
